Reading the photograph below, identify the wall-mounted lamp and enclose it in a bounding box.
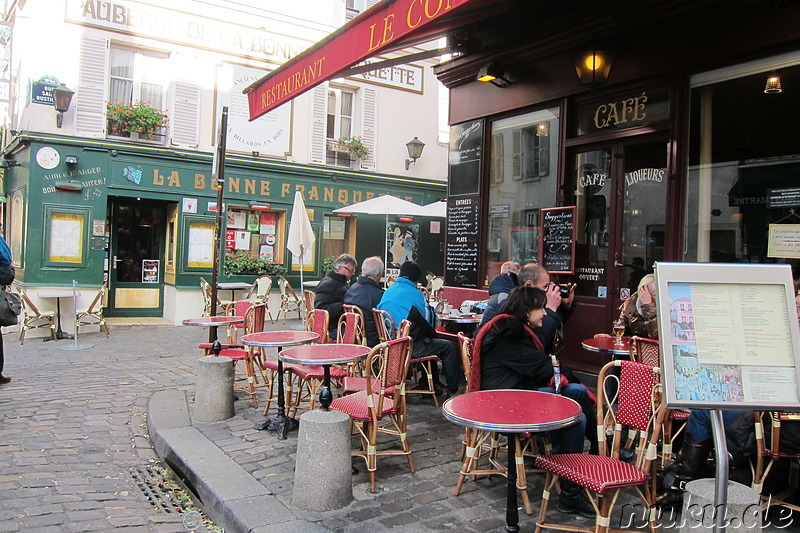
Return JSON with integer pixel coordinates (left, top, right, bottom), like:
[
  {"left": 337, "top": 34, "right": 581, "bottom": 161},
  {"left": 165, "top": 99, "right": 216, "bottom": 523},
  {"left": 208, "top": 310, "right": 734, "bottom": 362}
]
[
  {"left": 65, "top": 155, "right": 78, "bottom": 164},
  {"left": 336, "top": 213, "right": 352, "bottom": 217},
  {"left": 52, "top": 83, "right": 75, "bottom": 128},
  {"left": 249, "top": 200, "right": 270, "bottom": 210},
  {"left": 536, "top": 123, "right": 549, "bottom": 137},
  {"left": 574, "top": 48, "right": 614, "bottom": 88},
  {"left": 764, "top": 73, "right": 782, "bottom": 94},
  {"left": 398, "top": 216, "right": 414, "bottom": 223},
  {"left": 54, "top": 180, "right": 83, "bottom": 192},
  {"left": 0, "top": 159, "right": 19, "bottom": 168},
  {"left": 476, "top": 63, "right": 512, "bottom": 88},
  {"left": 251, "top": 151, "right": 260, "bottom": 157},
  {"left": 405, "top": 137, "right": 425, "bottom": 170}
]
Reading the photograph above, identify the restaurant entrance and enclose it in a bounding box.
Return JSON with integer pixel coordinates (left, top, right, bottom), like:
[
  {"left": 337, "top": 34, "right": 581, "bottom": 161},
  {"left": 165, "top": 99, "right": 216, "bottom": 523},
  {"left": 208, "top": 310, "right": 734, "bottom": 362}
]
[
  {"left": 563, "top": 137, "right": 669, "bottom": 371},
  {"left": 107, "top": 197, "right": 170, "bottom": 317}
]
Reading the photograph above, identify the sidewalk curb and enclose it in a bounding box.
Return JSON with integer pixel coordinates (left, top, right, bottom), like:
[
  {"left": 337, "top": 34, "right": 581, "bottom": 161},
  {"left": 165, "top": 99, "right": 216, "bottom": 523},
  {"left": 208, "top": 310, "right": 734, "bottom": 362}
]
[{"left": 147, "top": 390, "right": 331, "bottom": 533}]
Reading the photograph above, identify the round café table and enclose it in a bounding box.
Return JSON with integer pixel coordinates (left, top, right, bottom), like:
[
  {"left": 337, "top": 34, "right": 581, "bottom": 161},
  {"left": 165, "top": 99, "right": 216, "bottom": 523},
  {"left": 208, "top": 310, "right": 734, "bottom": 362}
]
[
  {"left": 581, "top": 335, "right": 631, "bottom": 357},
  {"left": 183, "top": 316, "right": 244, "bottom": 354},
  {"left": 443, "top": 390, "right": 582, "bottom": 533},
  {"left": 241, "top": 331, "right": 319, "bottom": 438},
  {"left": 437, "top": 313, "right": 483, "bottom": 337},
  {"left": 279, "top": 343, "right": 370, "bottom": 410}
]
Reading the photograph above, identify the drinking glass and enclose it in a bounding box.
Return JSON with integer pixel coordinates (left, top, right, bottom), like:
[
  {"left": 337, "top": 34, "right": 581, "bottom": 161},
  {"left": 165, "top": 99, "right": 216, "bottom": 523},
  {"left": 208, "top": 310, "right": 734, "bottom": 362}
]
[{"left": 612, "top": 319, "right": 625, "bottom": 346}]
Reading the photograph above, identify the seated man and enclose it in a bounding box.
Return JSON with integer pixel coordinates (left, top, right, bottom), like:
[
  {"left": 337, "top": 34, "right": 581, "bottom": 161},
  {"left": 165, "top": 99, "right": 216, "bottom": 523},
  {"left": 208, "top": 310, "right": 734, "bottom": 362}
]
[
  {"left": 314, "top": 253, "right": 358, "bottom": 337},
  {"left": 343, "top": 256, "right": 384, "bottom": 347},
  {"left": 378, "top": 261, "right": 464, "bottom": 396}
]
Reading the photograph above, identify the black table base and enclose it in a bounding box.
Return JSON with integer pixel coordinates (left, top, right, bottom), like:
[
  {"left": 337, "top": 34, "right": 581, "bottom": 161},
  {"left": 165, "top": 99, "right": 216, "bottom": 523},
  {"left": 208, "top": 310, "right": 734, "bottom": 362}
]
[{"left": 505, "top": 433, "right": 520, "bottom": 532}]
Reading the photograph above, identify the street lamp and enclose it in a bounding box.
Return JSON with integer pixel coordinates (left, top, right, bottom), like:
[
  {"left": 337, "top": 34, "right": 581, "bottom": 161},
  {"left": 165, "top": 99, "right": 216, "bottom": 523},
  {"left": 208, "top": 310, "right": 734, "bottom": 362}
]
[
  {"left": 405, "top": 137, "right": 425, "bottom": 170},
  {"left": 53, "top": 83, "right": 75, "bottom": 128}
]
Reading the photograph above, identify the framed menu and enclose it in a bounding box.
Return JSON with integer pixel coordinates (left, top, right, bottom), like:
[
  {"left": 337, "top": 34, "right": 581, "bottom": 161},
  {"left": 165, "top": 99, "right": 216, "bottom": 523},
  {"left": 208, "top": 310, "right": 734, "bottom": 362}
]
[
  {"left": 655, "top": 262, "right": 800, "bottom": 411},
  {"left": 445, "top": 196, "right": 480, "bottom": 287},
  {"left": 448, "top": 120, "right": 483, "bottom": 197},
  {"left": 540, "top": 206, "right": 576, "bottom": 274}
]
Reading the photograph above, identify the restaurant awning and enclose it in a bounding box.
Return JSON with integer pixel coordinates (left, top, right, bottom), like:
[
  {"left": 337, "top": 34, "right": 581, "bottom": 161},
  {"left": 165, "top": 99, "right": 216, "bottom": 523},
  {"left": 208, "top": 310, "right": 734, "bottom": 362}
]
[{"left": 244, "top": 0, "right": 516, "bottom": 121}]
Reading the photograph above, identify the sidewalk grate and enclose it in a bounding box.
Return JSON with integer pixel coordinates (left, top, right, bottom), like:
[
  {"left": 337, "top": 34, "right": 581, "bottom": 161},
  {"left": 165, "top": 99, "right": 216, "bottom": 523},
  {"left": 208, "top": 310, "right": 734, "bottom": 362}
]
[{"left": 130, "top": 465, "right": 182, "bottom": 514}]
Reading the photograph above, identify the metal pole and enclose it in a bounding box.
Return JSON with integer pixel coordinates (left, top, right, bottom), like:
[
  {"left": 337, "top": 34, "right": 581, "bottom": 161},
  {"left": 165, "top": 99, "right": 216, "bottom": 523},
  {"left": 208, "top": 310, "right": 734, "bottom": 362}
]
[
  {"left": 209, "top": 106, "right": 228, "bottom": 344},
  {"left": 710, "top": 409, "right": 729, "bottom": 533}
]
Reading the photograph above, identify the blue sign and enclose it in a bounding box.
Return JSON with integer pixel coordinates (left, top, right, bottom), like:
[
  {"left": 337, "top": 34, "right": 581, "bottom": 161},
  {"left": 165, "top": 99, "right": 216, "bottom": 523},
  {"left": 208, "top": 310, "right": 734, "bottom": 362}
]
[{"left": 31, "top": 76, "right": 59, "bottom": 106}]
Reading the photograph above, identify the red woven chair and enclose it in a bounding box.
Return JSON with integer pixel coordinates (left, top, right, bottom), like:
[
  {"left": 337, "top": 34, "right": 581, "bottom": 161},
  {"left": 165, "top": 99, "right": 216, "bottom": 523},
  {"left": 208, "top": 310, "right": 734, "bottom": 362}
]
[
  {"left": 372, "top": 308, "right": 395, "bottom": 342},
  {"left": 330, "top": 336, "right": 415, "bottom": 493},
  {"left": 342, "top": 319, "right": 411, "bottom": 396},
  {"left": 197, "top": 300, "right": 252, "bottom": 355},
  {"left": 534, "top": 360, "right": 665, "bottom": 533},
  {"left": 216, "top": 304, "right": 266, "bottom": 407},
  {"left": 337, "top": 310, "right": 364, "bottom": 346},
  {"left": 752, "top": 411, "right": 800, "bottom": 512},
  {"left": 400, "top": 317, "right": 440, "bottom": 407}
]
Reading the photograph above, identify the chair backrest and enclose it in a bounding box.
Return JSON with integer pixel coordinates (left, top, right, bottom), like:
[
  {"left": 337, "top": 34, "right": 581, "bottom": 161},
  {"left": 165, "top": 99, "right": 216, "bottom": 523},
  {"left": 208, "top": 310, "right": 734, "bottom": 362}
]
[
  {"left": 278, "top": 276, "right": 299, "bottom": 302},
  {"left": 429, "top": 276, "right": 444, "bottom": 300},
  {"left": 337, "top": 311, "right": 364, "bottom": 345},
  {"left": 372, "top": 308, "right": 395, "bottom": 342},
  {"left": 226, "top": 300, "right": 253, "bottom": 335},
  {"left": 597, "top": 359, "right": 662, "bottom": 460},
  {"left": 15, "top": 285, "right": 43, "bottom": 317},
  {"left": 86, "top": 283, "right": 107, "bottom": 314},
  {"left": 396, "top": 318, "right": 411, "bottom": 338},
  {"left": 343, "top": 304, "right": 365, "bottom": 327},
  {"left": 362, "top": 337, "right": 413, "bottom": 415},
  {"left": 457, "top": 332, "right": 475, "bottom": 392},
  {"left": 199, "top": 277, "right": 212, "bottom": 316},
  {"left": 631, "top": 336, "right": 660, "bottom": 368},
  {"left": 303, "top": 290, "right": 315, "bottom": 317},
  {"left": 306, "top": 308, "right": 330, "bottom": 343},
  {"left": 248, "top": 275, "right": 272, "bottom": 301},
  {"left": 243, "top": 303, "right": 266, "bottom": 335}
]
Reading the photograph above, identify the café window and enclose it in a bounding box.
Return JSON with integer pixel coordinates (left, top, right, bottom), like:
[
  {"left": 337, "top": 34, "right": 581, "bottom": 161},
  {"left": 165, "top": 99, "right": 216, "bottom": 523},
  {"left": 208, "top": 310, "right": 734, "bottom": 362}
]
[
  {"left": 486, "top": 107, "right": 560, "bottom": 280},
  {"left": 685, "top": 53, "right": 800, "bottom": 268},
  {"left": 322, "top": 214, "right": 355, "bottom": 262},
  {"left": 326, "top": 88, "right": 355, "bottom": 167},
  {"left": 224, "top": 208, "right": 286, "bottom": 267},
  {"left": 108, "top": 45, "right": 168, "bottom": 142}
]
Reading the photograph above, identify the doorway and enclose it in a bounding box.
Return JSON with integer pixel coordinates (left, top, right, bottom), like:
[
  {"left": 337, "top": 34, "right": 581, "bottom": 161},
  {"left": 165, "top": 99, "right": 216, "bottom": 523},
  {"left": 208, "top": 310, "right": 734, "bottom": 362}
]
[
  {"left": 562, "top": 138, "right": 669, "bottom": 372},
  {"left": 107, "top": 197, "right": 171, "bottom": 317}
]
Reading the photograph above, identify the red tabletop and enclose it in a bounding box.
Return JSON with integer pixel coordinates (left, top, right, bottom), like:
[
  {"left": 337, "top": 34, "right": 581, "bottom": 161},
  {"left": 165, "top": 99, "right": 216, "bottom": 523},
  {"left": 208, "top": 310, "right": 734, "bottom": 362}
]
[
  {"left": 442, "top": 390, "right": 581, "bottom": 433},
  {"left": 581, "top": 336, "right": 631, "bottom": 356},
  {"left": 241, "top": 330, "right": 319, "bottom": 348},
  {"left": 279, "top": 343, "right": 370, "bottom": 365},
  {"left": 183, "top": 316, "right": 244, "bottom": 326}
]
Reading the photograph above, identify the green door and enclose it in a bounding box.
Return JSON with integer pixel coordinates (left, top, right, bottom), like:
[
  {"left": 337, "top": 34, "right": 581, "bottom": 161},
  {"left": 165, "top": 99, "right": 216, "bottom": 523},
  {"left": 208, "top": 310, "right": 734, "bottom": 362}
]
[{"left": 107, "top": 197, "right": 169, "bottom": 317}]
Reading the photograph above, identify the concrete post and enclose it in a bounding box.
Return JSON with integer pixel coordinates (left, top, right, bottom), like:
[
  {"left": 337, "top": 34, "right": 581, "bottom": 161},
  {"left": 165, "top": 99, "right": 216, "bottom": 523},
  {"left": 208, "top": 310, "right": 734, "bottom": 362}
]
[
  {"left": 292, "top": 409, "right": 353, "bottom": 511},
  {"left": 680, "top": 479, "right": 761, "bottom": 533},
  {"left": 194, "top": 356, "right": 235, "bottom": 422}
]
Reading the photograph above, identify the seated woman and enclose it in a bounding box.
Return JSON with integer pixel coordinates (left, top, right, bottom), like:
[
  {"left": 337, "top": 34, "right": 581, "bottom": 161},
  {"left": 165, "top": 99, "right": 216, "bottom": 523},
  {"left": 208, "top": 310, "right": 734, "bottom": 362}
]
[{"left": 476, "top": 286, "right": 595, "bottom": 518}]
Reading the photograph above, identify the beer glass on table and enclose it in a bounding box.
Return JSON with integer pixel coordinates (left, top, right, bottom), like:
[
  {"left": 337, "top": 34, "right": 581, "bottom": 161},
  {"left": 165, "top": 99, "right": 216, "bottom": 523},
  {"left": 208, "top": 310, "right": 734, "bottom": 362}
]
[{"left": 612, "top": 319, "right": 625, "bottom": 346}]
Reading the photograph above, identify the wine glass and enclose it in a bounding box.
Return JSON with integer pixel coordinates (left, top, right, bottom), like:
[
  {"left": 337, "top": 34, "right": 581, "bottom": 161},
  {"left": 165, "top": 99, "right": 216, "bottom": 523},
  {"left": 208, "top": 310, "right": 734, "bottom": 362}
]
[{"left": 612, "top": 319, "right": 625, "bottom": 346}]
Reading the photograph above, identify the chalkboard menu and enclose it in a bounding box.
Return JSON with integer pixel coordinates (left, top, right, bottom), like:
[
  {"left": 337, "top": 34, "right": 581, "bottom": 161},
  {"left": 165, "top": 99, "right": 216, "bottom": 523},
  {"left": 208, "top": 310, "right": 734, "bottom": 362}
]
[
  {"left": 540, "top": 206, "right": 576, "bottom": 274},
  {"left": 448, "top": 120, "right": 483, "bottom": 197},
  {"left": 445, "top": 196, "right": 480, "bottom": 287}
]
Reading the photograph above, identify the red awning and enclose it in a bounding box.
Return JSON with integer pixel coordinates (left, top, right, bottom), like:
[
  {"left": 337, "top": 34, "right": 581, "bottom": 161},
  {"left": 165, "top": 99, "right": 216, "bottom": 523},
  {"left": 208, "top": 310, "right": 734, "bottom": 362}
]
[{"left": 244, "top": 0, "right": 504, "bottom": 121}]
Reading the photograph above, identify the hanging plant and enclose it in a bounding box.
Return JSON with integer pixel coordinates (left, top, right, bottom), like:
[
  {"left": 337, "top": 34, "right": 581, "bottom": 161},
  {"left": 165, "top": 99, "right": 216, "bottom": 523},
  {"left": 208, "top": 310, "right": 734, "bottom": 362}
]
[
  {"left": 106, "top": 101, "right": 169, "bottom": 140},
  {"left": 340, "top": 136, "right": 371, "bottom": 159}
]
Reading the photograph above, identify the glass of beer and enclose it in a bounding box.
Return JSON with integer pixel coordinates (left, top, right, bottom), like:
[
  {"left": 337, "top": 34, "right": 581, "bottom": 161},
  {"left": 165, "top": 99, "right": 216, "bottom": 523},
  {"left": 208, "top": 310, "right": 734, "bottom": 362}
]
[{"left": 612, "top": 319, "right": 625, "bottom": 346}]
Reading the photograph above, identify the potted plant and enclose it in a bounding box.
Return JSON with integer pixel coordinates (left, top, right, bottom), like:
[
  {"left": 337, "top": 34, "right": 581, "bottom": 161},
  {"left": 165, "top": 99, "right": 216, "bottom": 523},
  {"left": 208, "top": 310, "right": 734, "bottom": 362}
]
[
  {"left": 224, "top": 250, "right": 288, "bottom": 277},
  {"left": 106, "top": 100, "right": 169, "bottom": 140},
  {"left": 340, "top": 136, "right": 371, "bottom": 159}
]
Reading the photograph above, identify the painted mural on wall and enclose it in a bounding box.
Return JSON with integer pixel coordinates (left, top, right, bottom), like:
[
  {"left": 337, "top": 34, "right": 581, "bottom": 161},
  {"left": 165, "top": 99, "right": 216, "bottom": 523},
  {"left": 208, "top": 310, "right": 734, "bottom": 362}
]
[{"left": 387, "top": 222, "right": 418, "bottom": 271}]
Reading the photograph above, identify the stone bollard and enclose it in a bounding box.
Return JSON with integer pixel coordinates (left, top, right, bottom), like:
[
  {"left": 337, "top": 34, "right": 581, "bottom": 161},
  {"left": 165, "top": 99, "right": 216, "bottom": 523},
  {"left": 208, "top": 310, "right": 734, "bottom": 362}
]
[
  {"left": 680, "top": 479, "right": 761, "bottom": 532},
  {"left": 194, "top": 356, "right": 235, "bottom": 423},
  {"left": 292, "top": 409, "right": 353, "bottom": 511}
]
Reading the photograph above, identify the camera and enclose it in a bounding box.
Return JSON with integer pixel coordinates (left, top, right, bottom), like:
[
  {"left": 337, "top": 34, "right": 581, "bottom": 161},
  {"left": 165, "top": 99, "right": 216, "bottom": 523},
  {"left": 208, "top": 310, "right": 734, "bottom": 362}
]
[{"left": 548, "top": 283, "right": 571, "bottom": 298}]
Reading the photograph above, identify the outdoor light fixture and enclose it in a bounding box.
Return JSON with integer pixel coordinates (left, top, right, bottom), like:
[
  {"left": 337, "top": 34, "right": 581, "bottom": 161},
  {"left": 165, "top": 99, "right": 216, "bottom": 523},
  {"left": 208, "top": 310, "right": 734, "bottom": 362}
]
[
  {"left": 52, "top": 83, "right": 75, "bottom": 128},
  {"left": 398, "top": 216, "right": 414, "bottom": 223},
  {"left": 54, "top": 180, "right": 83, "bottom": 192},
  {"left": 764, "top": 73, "right": 782, "bottom": 94},
  {"left": 249, "top": 200, "right": 270, "bottom": 210},
  {"left": 476, "top": 63, "right": 512, "bottom": 87},
  {"left": 65, "top": 155, "right": 78, "bottom": 164},
  {"left": 0, "top": 159, "right": 19, "bottom": 168},
  {"left": 405, "top": 137, "right": 425, "bottom": 170},
  {"left": 252, "top": 151, "right": 260, "bottom": 157},
  {"left": 574, "top": 48, "right": 614, "bottom": 88}
]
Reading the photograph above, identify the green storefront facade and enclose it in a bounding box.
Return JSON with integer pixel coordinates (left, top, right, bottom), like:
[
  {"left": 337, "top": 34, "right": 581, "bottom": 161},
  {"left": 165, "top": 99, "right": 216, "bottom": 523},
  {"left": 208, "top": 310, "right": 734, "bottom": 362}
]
[{"left": 3, "top": 132, "right": 446, "bottom": 325}]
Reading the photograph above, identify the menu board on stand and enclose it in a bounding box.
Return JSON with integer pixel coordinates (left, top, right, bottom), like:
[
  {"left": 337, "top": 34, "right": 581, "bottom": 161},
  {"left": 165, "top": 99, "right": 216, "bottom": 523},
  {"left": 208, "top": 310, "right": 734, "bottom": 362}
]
[
  {"left": 540, "top": 206, "right": 576, "bottom": 274},
  {"left": 445, "top": 120, "right": 483, "bottom": 288}
]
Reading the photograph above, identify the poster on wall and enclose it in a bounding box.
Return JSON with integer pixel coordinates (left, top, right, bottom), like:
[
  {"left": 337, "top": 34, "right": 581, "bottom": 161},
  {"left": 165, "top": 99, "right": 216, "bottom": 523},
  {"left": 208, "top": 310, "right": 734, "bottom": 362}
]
[
  {"left": 49, "top": 212, "right": 84, "bottom": 263},
  {"left": 142, "top": 259, "right": 159, "bottom": 283},
  {"left": 656, "top": 262, "right": 800, "bottom": 410},
  {"left": 187, "top": 221, "right": 214, "bottom": 268},
  {"left": 386, "top": 222, "right": 419, "bottom": 274}
]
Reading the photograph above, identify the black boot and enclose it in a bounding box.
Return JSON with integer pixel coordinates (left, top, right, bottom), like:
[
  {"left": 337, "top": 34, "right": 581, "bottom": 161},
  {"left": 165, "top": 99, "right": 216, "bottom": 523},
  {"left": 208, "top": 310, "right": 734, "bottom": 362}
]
[
  {"left": 557, "top": 480, "right": 596, "bottom": 518},
  {"left": 657, "top": 433, "right": 713, "bottom": 508}
]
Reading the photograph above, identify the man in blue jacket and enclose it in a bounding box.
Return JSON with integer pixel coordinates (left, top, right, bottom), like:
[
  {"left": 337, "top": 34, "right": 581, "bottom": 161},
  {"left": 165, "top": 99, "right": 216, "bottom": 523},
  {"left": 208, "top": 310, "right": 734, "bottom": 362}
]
[{"left": 378, "top": 261, "right": 464, "bottom": 395}]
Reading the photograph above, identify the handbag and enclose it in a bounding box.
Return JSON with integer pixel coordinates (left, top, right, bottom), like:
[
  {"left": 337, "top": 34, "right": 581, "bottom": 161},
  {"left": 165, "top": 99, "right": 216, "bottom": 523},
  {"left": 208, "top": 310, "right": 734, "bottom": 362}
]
[{"left": 0, "top": 289, "right": 22, "bottom": 327}]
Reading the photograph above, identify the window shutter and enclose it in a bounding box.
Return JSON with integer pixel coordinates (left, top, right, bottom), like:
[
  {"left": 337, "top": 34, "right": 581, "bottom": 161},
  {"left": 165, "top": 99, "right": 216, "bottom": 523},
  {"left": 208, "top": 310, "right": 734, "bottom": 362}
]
[
  {"left": 75, "top": 36, "right": 108, "bottom": 138},
  {"left": 308, "top": 84, "right": 327, "bottom": 165},
  {"left": 365, "top": 0, "right": 380, "bottom": 8},
  {"left": 358, "top": 87, "right": 376, "bottom": 171},
  {"left": 169, "top": 81, "right": 200, "bottom": 148}
]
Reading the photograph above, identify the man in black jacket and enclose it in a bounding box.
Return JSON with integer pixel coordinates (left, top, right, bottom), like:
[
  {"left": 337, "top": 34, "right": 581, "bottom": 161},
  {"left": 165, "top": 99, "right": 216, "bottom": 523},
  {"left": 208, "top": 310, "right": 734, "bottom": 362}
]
[
  {"left": 314, "top": 253, "right": 358, "bottom": 335},
  {"left": 344, "top": 256, "right": 384, "bottom": 346}
]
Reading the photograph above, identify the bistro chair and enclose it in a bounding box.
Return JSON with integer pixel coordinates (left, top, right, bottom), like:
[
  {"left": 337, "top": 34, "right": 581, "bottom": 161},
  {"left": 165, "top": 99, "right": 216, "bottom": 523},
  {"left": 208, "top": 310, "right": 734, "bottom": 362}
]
[
  {"left": 76, "top": 283, "right": 110, "bottom": 338},
  {"left": 751, "top": 411, "right": 800, "bottom": 512},
  {"left": 343, "top": 319, "right": 410, "bottom": 396},
  {"left": 534, "top": 360, "right": 665, "bottom": 533},
  {"left": 197, "top": 300, "right": 251, "bottom": 355},
  {"left": 372, "top": 308, "right": 395, "bottom": 342},
  {"left": 342, "top": 304, "right": 366, "bottom": 341},
  {"left": 246, "top": 275, "right": 274, "bottom": 323},
  {"left": 15, "top": 285, "right": 56, "bottom": 344},
  {"left": 276, "top": 276, "right": 302, "bottom": 323},
  {"left": 330, "top": 336, "right": 415, "bottom": 493},
  {"left": 429, "top": 276, "right": 445, "bottom": 302},
  {"left": 337, "top": 310, "right": 364, "bottom": 346},
  {"left": 218, "top": 304, "right": 267, "bottom": 407},
  {"left": 303, "top": 290, "right": 315, "bottom": 322},
  {"left": 199, "top": 277, "right": 230, "bottom": 317}
]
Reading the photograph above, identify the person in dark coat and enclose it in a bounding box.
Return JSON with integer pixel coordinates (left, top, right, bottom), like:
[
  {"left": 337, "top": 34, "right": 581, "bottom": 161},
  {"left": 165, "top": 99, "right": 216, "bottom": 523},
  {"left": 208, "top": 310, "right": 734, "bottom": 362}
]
[
  {"left": 0, "top": 233, "right": 13, "bottom": 384},
  {"left": 314, "top": 253, "right": 358, "bottom": 335},
  {"left": 344, "top": 256, "right": 384, "bottom": 346},
  {"left": 478, "top": 261, "right": 520, "bottom": 329},
  {"left": 475, "top": 286, "right": 594, "bottom": 517}
]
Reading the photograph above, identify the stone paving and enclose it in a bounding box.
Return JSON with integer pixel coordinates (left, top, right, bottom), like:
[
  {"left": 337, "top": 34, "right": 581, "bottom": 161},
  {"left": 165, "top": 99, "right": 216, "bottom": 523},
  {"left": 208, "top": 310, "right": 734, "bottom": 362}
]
[{"left": 2, "top": 317, "right": 797, "bottom": 532}]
